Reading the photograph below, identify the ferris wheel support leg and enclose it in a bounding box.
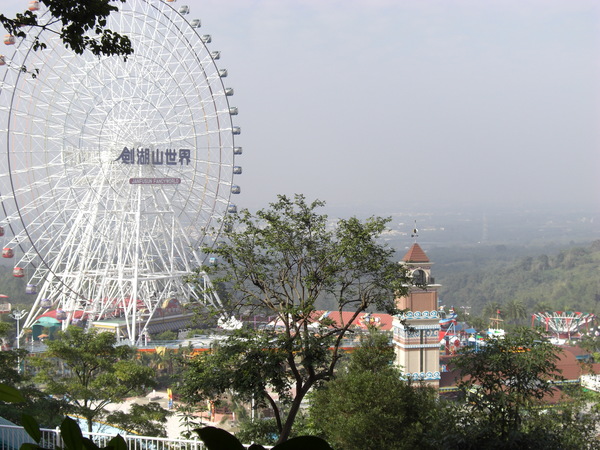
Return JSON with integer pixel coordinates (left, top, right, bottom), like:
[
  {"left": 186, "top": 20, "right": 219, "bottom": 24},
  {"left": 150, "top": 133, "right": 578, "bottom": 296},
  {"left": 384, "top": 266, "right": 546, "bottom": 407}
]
[
  {"left": 198, "top": 270, "right": 224, "bottom": 310},
  {"left": 198, "top": 271, "right": 242, "bottom": 330}
]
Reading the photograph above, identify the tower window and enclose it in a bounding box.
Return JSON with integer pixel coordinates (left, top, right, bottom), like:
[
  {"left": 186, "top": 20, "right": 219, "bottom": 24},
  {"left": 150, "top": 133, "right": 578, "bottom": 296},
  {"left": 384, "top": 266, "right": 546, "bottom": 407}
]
[{"left": 412, "top": 269, "right": 426, "bottom": 286}]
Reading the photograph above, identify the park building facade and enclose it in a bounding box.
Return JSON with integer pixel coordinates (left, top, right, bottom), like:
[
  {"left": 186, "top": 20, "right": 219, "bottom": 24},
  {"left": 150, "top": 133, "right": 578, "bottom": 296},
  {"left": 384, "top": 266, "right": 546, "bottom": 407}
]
[{"left": 393, "top": 243, "right": 441, "bottom": 388}]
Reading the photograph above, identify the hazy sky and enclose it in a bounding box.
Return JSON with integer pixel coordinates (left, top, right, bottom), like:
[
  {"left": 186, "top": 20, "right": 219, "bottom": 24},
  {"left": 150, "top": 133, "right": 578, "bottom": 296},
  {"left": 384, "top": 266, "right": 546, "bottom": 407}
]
[
  {"left": 190, "top": 0, "right": 600, "bottom": 215},
  {"left": 2, "top": 0, "right": 599, "bottom": 216}
]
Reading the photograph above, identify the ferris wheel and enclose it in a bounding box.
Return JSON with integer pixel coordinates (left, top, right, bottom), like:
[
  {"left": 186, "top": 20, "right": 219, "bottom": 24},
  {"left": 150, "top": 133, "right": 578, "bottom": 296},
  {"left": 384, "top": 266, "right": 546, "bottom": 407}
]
[{"left": 0, "top": 0, "right": 242, "bottom": 344}]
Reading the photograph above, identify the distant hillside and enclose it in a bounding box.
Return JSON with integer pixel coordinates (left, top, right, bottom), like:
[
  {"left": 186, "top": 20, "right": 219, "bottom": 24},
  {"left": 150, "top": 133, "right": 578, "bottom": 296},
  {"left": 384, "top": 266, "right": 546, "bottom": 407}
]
[
  {"left": 2, "top": 239, "right": 599, "bottom": 321},
  {"left": 432, "top": 240, "right": 600, "bottom": 317}
]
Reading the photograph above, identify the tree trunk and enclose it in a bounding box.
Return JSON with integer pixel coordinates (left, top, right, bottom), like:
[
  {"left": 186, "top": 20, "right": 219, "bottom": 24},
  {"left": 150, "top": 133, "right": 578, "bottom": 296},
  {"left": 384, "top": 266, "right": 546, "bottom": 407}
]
[{"left": 275, "top": 383, "right": 311, "bottom": 444}]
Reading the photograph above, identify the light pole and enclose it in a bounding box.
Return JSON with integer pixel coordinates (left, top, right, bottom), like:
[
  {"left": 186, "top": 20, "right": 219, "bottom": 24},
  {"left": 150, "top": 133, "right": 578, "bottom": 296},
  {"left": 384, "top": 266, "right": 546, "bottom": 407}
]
[
  {"left": 9, "top": 309, "right": 27, "bottom": 374},
  {"left": 9, "top": 309, "right": 27, "bottom": 350}
]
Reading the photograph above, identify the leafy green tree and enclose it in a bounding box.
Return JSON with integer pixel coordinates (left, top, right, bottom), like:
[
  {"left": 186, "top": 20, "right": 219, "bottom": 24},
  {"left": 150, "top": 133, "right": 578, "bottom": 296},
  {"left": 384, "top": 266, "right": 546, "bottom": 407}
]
[
  {"left": 0, "top": 319, "right": 64, "bottom": 428},
  {"left": 0, "top": 382, "right": 127, "bottom": 450},
  {"left": 185, "top": 194, "right": 410, "bottom": 444},
  {"left": 105, "top": 402, "right": 172, "bottom": 437},
  {"left": 0, "top": 0, "right": 132, "bottom": 62},
  {"left": 482, "top": 301, "right": 502, "bottom": 327},
  {"left": 466, "top": 315, "right": 487, "bottom": 332},
  {"left": 235, "top": 418, "right": 282, "bottom": 447},
  {"left": 504, "top": 298, "right": 527, "bottom": 325},
  {"left": 309, "top": 329, "right": 438, "bottom": 450},
  {"left": 579, "top": 334, "right": 600, "bottom": 362},
  {"left": 31, "top": 326, "right": 156, "bottom": 432},
  {"left": 181, "top": 329, "right": 297, "bottom": 438},
  {"left": 445, "top": 328, "right": 600, "bottom": 448},
  {"left": 454, "top": 328, "right": 561, "bottom": 437},
  {"left": 154, "top": 330, "right": 178, "bottom": 341}
]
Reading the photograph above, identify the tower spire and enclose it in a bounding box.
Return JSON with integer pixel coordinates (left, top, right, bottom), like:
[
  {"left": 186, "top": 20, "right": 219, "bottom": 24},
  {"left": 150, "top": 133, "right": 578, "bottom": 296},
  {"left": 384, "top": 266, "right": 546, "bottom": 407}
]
[{"left": 411, "top": 220, "right": 419, "bottom": 242}]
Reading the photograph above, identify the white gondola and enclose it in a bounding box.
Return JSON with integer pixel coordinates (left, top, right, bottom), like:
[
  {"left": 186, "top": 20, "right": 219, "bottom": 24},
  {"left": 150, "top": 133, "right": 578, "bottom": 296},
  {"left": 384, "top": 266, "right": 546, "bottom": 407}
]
[
  {"left": 233, "top": 166, "right": 242, "bottom": 174},
  {"left": 179, "top": 5, "right": 189, "bottom": 14},
  {"left": 218, "top": 69, "right": 228, "bottom": 78},
  {"left": 208, "top": 257, "right": 217, "bottom": 265},
  {"left": 200, "top": 35, "right": 211, "bottom": 43},
  {"left": 211, "top": 51, "right": 220, "bottom": 60},
  {"left": 26, "top": 284, "right": 37, "bottom": 294},
  {"left": 232, "top": 126, "right": 241, "bottom": 135},
  {"left": 225, "top": 87, "right": 234, "bottom": 96},
  {"left": 227, "top": 204, "right": 238, "bottom": 214},
  {"left": 233, "top": 147, "right": 243, "bottom": 155},
  {"left": 229, "top": 107, "right": 238, "bottom": 115},
  {"left": 231, "top": 185, "right": 241, "bottom": 194},
  {"left": 40, "top": 299, "right": 52, "bottom": 309},
  {"left": 190, "top": 19, "right": 201, "bottom": 28},
  {"left": 0, "top": 56, "right": 5, "bottom": 66}
]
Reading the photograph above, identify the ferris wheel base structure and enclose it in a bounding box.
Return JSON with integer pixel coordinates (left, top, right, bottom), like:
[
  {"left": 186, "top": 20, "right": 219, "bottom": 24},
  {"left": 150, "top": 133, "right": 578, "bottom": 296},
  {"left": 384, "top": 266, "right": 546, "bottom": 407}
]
[{"left": 0, "top": 0, "right": 243, "bottom": 344}]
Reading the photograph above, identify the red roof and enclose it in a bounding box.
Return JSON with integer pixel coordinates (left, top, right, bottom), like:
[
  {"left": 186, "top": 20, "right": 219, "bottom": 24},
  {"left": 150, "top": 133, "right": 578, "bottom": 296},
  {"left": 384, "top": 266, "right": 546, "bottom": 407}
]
[
  {"left": 439, "top": 345, "right": 587, "bottom": 391},
  {"left": 312, "top": 311, "right": 394, "bottom": 331},
  {"left": 402, "top": 243, "right": 429, "bottom": 263}
]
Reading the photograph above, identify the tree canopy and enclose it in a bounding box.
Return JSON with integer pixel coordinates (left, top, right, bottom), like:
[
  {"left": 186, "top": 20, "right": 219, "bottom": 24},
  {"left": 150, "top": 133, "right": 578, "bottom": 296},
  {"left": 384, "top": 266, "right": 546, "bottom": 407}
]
[
  {"left": 31, "top": 326, "right": 156, "bottom": 432},
  {"left": 184, "top": 194, "right": 410, "bottom": 443},
  {"left": 0, "top": 0, "right": 132, "bottom": 60},
  {"left": 309, "top": 330, "right": 439, "bottom": 450},
  {"left": 454, "top": 328, "right": 562, "bottom": 436},
  {"left": 0, "top": 320, "right": 64, "bottom": 427}
]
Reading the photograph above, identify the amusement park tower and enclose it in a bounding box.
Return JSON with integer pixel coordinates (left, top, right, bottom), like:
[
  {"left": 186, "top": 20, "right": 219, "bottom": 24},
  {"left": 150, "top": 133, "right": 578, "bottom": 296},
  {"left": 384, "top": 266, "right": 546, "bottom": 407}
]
[{"left": 392, "top": 242, "right": 441, "bottom": 387}]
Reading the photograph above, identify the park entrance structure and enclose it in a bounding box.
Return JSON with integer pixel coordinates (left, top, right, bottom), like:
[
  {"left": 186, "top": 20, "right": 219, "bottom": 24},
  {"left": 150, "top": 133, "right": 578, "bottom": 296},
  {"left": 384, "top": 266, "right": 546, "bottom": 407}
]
[{"left": 0, "top": 0, "right": 242, "bottom": 344}]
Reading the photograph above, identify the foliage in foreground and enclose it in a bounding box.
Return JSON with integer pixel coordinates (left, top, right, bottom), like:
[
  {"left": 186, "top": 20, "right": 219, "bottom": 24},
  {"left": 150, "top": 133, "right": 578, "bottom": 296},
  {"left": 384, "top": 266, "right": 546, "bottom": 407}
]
[
  {"left": 437, "top": 328, "right": 600, "bottom": 449},
  {"left": 30, "top": 326, "right": 158, "bottom": 433},
  {"left": 0, "top": 0, "right": 132, "bottom": 63},
  {"left": 186, "top": 194, "right": 411, "bottom": 443},
  {"left": 0, "top": 383, "right": 127, "bottom": 450},
  {"left": 105, "top": 402, "right": 172, "bottom": 437},
  {"left": 309, "top": 330, "right": 439, "bottom": 450},
  {"left": 0, "top": 324, "right": 64, "bottom": 428},
  {"left": 196, "top": 426, "right": 332, "bottom": 450}
]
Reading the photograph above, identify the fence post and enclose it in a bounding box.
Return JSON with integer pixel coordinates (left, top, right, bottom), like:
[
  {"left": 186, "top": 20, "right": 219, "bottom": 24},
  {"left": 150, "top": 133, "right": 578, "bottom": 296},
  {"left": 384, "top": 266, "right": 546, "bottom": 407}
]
[{"left": 55, "top": 426, "right": 62, "bottom": 449}]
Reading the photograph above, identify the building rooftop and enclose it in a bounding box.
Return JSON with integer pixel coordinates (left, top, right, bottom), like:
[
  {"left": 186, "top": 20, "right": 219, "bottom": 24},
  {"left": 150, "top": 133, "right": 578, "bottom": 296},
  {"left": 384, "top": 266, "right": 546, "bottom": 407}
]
[{"left": 402, "top": 243, "right": 430, "bottom": 263}]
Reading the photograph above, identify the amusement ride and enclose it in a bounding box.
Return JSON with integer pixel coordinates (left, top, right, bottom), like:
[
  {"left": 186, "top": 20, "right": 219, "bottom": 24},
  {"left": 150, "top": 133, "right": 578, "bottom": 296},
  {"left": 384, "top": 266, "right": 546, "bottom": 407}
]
[{"left": 0, "top": 0, "right": 241, "bottom": 344}]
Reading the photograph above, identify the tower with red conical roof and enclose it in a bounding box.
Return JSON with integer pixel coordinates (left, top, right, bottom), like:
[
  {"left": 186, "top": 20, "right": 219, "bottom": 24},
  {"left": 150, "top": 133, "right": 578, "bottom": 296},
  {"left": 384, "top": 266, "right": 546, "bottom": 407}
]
[{"left": 392, "top": 242, "right": 441, "bottom": 387}]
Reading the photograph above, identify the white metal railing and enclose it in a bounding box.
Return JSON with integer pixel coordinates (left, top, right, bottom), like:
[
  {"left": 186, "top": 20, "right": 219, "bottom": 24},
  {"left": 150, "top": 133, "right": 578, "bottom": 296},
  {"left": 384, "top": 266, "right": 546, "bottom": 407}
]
[
  {"left": 0, "top": 424, "right": 273, "bottom": 450},
  {"left": 0, "top": 424, "right": 206, "bottom": 450}
]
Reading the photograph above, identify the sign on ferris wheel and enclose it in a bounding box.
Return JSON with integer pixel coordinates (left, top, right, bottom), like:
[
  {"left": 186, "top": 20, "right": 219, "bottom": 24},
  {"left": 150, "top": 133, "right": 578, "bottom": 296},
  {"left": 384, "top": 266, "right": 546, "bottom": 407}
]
[{"left": 0, "top": 0, "right": 243, "bottom": 344}]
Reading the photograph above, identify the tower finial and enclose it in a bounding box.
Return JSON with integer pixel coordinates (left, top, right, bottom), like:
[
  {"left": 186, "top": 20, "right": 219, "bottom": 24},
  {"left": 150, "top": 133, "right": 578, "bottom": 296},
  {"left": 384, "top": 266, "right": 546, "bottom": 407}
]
[{"left": 411, "top": 220, "right": 419, "bottom": 241}]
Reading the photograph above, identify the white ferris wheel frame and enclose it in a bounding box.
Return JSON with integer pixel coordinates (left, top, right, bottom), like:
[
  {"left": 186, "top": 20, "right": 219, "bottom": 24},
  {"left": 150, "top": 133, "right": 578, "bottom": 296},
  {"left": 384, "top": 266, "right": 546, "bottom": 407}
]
[{"left": 0, "top": 0, "right": 242, "bottom": 344}]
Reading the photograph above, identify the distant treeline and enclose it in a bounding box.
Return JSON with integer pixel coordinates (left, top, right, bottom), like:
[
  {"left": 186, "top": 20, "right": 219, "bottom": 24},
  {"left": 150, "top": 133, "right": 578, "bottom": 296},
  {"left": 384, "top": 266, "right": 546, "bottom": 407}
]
[
  {"left": 2, "top": 239, "right": 600, "bottom": 326},
  {"left": 434, "top": 240, "right": 600, "bottom": 319}
]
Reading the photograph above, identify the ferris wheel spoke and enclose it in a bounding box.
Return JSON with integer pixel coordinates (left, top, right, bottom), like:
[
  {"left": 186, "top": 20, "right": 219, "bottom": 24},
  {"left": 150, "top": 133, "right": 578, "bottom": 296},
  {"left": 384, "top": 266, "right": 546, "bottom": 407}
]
[{"left": 2, "top": 0, "right": 239, "bottom": 343}]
